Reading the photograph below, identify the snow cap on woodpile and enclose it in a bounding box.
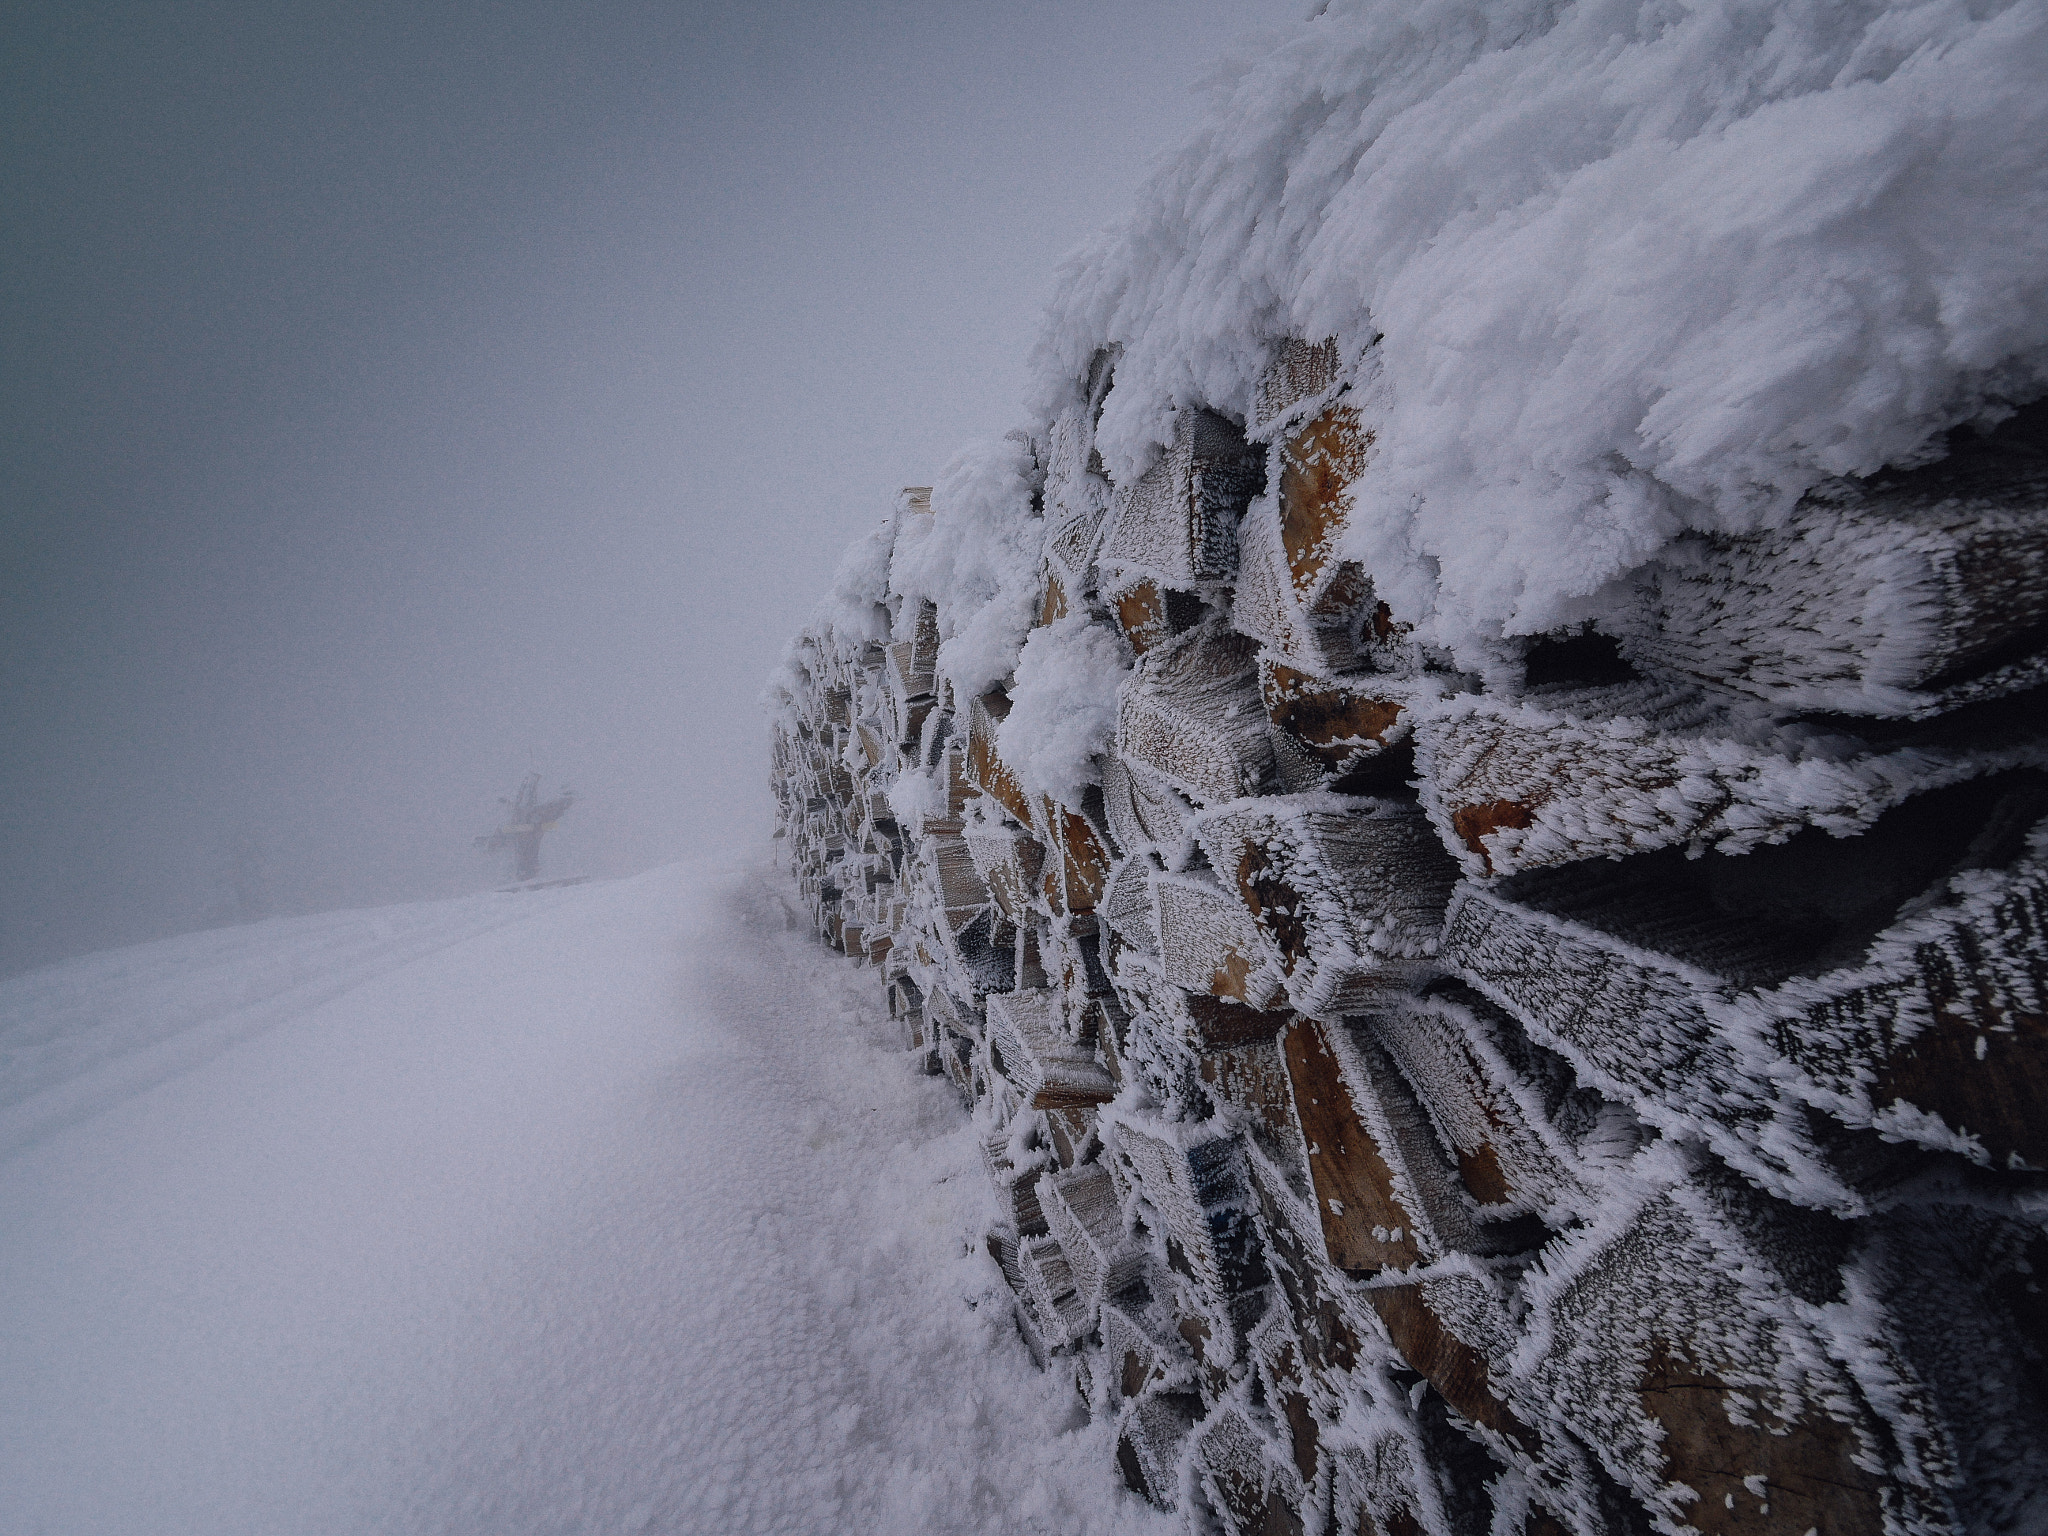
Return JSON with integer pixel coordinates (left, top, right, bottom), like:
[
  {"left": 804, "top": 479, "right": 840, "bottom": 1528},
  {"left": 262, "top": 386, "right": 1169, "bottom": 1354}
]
[
  {"left": 1030, "top": 0, "right": 2048, "bottom": 664},
  {"left": 889, "top": 434, "right": 1045, "bottom": 703},
  {"left": 998, "top": 614, "right": 1134, "bottom": 806}
]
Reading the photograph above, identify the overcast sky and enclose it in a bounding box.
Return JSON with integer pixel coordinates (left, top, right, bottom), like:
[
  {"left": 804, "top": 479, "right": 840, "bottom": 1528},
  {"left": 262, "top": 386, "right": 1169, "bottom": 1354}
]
[{"left": 0, "top": 0, "right": 1301, "bottom": 976}]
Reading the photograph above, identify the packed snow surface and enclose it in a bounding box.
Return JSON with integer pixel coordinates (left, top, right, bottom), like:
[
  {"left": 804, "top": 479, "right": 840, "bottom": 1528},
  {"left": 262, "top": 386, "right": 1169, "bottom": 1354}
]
[
  {"left": 0, "top": 863, "right": 1169, "bottom": 1535},
  {"left": 1033, "top": 0, "right": 2048, "bottom": 659}
]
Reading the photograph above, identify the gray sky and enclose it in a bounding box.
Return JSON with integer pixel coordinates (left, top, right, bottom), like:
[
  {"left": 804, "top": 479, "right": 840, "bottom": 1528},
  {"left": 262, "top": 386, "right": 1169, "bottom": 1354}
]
[{"left": 0, "top": 1, "right": 1300, "bottom": 976}]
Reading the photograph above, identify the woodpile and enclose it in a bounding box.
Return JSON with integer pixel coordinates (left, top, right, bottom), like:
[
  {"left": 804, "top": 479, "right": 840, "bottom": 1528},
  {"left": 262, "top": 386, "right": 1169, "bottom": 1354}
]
[{"left": 770, "top": 342, "right": 2048, "bottom": 1536}]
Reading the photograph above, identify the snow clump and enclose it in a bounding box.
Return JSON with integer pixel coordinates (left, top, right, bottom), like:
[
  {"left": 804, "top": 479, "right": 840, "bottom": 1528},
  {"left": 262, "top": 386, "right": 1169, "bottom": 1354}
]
[
  {"left": 889, "top": 434, "right": 1045, "bottom": 702},
  {"left": 997, "top": 613, "right": 1134, "bottom": 805},
  {"left": 1032, "top": 0, "right": 2048, "bottom": 662}
]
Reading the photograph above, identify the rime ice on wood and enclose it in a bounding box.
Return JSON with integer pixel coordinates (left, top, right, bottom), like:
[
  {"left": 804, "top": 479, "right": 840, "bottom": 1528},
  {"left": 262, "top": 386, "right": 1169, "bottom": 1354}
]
[{"left": 768, "top": 14, "right": 2048, "bottom": 1517}]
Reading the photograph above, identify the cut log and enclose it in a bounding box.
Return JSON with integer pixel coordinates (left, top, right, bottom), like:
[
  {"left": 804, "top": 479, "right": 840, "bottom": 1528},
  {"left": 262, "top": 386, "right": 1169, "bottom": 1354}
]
[
  {"left": 1195, "top": 795, "right": 1459, "bottom": 1019},
  {"left": 1364, "top": 1275, "right": 1532, "bottom": 1455},
  {"left": 1414, "top": 678, "right": 2048, "bottom": 878},
  {"left": 1017, "top": 1234, "right": 1090, "bottom": 1350},
  {"left": 1044, "top": 1104, "right": 1098, "bottom": 1169},
  {"left": 964, "top": 821, "right": 1046, "bottom": 920},
  {"left": 1517, "top": 1183, "right": 1948, "bottom": 1536},
  {"left": 1441, "top": 774, "right": 2048, "bottom": 1203},
  {"left": 1615, "top": 408, "right": 2048, "bottom": 718},
  {"left": 1331, "top": 1412, "right": 1498, "bottom": 1536},
  {"left": 1044, "top": 917, "right": 1116, "bottom": 1041},
  {"left": 935, "top": 738, "right": 974, "bottom": 821},
  {"left": 1232, "top": 399, "right": 1380, "bottom": 676},
  {"left": 928, "top": 906, "right": 1018, "bottom": 1000},
  {"left": 1108, "top": 1113, "right": 1270, "bottom": 1360},
  {"left": 1117, "top": 621, "right": 1277, "bottom": 805},
  {"left": 1042, "top": 1163, "right": 1146, "bottom": 1317},
  {"left": 1101, "top": 755, "right": 1199, "bottom": 868},
  {"left": 1098, "top": 408, "right": 1266, "bottom": 593},
  {"left": 1043, "top": 404, "right": 1115, "bottom": 594},
  {"left": 1101, "top": 855, "right": 1161, "bottom": 959},
  {"left": 966, "top": 688, "right": 1036, "bottom": 825},
  {"left": 1118, "top": 1387, "right": 1203, "bottom": 1510},
  {"left": 1280, "top": 1018, "right": 1495, "bottom": 1274},
  {"left": 987, "top": 1226, "right": 1058, "bottom": 1367},
  {"left": 1260, "top": 657, "right": 1429, "bottom": 795},
  {"left": 1152, "top": 872, "right": 1289, "bottom": 1009},
  {"left": 981, "top": 1121, "right": 1050, "bottom": 1235},
  {"left": 1039, "top": 794, "right": 1113, "bottom": 915},
  {"left": 1185, "top": 995, "right": 1295, "bottom": 1051},
  {"left": 1246, "top": 1305, "right": 1331, "bottom": 1488},
  {"left": 1251, "top": 336, "right": 1345, "bottom": 438},
  {"left": 885, "top": 599, "right": 939, "bottom": 706},
  {"left": 921, "top": 831, "right": 992, "bottom": 927},
  {"left": 1102, "top": 1298, "right": 1198, "bottom": 1407},
  {"left": 1190, "top": 1402, "right": 1307, "bottom": 1536},
  {"left": 1109, "top": 576, "right": 1208, "bottom": 656},
  {"left": 1235, "top": 497, "right": 1366, "bottom": 679},
  {"left": 985, "top": 989, "right": 1117, "bottom": 1110},
  {"left": 1372, "top": 993, "right": 1589, "bottom": 1220},
  {"left": 1200, "top": 1038, "right": 1310, "bottom": 1181}
]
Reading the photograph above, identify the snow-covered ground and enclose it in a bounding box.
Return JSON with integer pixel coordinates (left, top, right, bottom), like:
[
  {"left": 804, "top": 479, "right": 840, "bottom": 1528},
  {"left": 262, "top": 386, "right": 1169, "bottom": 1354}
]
[{"left": 0, "top": 861, "right": 1168, "bottom": 1535}]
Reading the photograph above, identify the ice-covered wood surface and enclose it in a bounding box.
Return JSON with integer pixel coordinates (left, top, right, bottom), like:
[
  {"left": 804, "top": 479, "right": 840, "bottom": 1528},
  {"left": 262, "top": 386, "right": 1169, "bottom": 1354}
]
[{"left": 771, "top": 334, "right": 2048, "bottom": 1534}]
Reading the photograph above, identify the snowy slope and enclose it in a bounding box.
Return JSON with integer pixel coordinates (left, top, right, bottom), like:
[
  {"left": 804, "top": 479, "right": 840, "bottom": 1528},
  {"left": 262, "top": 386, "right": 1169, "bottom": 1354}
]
[{"left": 0, "top": 863, "right": 1169, "bottom": 1536}]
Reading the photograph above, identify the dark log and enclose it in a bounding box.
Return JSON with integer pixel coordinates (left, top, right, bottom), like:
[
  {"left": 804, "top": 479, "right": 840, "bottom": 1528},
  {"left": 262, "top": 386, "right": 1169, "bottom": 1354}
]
[
  {"left": 1616, "top": 407, "right": 2048, "bottom": 718},
  {"left": 985, "top": 989, "right": 1117, "bottom": 1110},
  {"left": 1117, "top": 621, "right": 1278, "bottom": 805},
  {"left": 1195, "top": 796, "right": 1459, "bottom": 1019},
  {"left": 1098, "top": 407, "right": 1265, "bottom": 592}
]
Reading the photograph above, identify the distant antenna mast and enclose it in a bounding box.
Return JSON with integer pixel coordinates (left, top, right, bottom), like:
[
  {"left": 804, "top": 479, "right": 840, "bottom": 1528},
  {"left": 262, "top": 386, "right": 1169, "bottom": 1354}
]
[{"left": 476, "top": 772, "right": 574, "bottom": 882}]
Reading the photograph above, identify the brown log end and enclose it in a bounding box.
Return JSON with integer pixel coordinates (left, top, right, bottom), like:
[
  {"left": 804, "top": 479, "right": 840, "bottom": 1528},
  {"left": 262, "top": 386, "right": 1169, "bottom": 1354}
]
[
  {"left": 1366, "top": 1283, "right": 1529, "bottom": 1448},
  {"left": 1878, "top": 999, "right": 2048, "bottom": 1169},
  {"left": 1282, "top": 1020, "right": 1425, "bottom": 1274},
  {"left": 1449, "top": 800, "right": 1537, "bottom": 872},
  {"left": 1638, "top": 1342, "right": 1883, "bottom": 1536}
]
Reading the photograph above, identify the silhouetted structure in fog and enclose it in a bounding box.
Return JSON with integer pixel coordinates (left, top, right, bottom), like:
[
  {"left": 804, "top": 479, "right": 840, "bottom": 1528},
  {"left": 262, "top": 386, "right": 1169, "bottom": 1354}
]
[{"left": 478, "top": 774, "right": 574, "bottom": 881}]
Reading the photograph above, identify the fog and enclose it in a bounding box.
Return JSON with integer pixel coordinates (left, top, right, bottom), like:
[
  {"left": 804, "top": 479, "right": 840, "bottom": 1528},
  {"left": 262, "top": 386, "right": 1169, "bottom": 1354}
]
[{"left": 1, "top": 1, "right": 1297, "bottom": 977}]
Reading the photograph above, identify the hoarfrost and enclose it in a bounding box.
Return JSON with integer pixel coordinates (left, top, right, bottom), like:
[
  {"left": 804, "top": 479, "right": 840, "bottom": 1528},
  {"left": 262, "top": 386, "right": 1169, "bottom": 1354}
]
[{"left": 1032, "top": 0, "right": 2048, "bottom": 662}]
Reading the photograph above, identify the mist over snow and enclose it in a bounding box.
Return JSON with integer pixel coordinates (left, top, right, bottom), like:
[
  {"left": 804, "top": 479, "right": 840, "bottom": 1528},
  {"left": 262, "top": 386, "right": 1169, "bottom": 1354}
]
[{"left": 0, "top": 0, "right": 1294, "bottom": 978}]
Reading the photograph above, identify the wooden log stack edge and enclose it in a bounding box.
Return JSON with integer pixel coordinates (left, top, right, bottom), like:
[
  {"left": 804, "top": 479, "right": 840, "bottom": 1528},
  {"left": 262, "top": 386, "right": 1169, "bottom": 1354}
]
[{"left": 770, "top": 346, "right": 2048, "bottom": 1536}]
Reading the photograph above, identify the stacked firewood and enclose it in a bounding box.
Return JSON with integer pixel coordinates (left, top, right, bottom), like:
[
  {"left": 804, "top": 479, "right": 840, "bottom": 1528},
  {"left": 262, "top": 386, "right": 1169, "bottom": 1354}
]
[{"left": 769, "top": 341, "right": 2048, "bottom": 1536}]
